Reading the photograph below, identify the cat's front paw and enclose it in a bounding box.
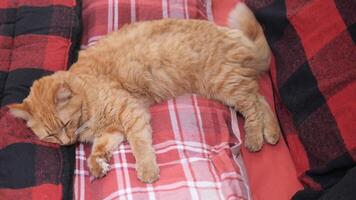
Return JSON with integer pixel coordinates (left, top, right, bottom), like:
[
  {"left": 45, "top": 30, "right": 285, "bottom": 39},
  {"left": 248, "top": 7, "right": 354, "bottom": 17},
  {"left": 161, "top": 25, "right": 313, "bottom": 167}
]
[
  {"left": 88, "top": 156, "right": 111, "bottom": 178},
  {"left": 244, "top": 125, "right": 264, "bottom": 152},
  {"left": 136, "top": 161, "right": 160, "bottom": 183},
  {"left": 263, "top": 117, "right": 281, "bottom": 145}
]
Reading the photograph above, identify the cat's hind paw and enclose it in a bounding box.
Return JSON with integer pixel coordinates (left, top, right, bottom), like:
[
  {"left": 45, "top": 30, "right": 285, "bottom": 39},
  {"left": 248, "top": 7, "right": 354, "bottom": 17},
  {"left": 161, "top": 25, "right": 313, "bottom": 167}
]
[{"left": 136, "top": 162, "right": 160, "bottom": 183}]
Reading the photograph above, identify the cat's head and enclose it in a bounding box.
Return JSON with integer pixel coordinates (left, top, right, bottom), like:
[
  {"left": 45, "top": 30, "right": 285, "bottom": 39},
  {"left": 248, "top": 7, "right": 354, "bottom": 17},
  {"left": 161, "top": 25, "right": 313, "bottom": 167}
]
[{"left": 8, "top": 71, "right": 84, "bottom": 145}]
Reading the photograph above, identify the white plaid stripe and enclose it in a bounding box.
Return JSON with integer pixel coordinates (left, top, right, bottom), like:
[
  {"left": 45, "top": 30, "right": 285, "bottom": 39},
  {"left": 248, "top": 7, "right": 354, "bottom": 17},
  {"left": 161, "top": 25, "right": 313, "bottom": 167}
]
[
  {"left": 208, "top": 159, "right": 224, "bottom": 200},
  {"left": 99, "top": 179, "right": 244, "bottom": 199},
  {"left": 147, "top": 184, "right": 156, "bottom": 200},
  {"left": 162, "top": 0, "right": 168, "bottom": 18},
  {"left": 79, "top": 157, "right": 222, "bottom": 172},
  {"left": 167, "top": 0, "right": 185, "bottom": 18},
  {"left": 79, "top": 144, "right": 85, "bottom": 200},
  {"left": 235, "top": 154, "right": 252, "bottom": 200},
  {"left": 81, "top": 36, "right": 104, "bottom": 49},
  {"left": 112, "top": 147, "right": 123, "bottom": 200},
  {"left": 168, "top": 99, "right": 200, "bottom": 199},
  {"left": 74, "top": 149, "right": 79, "bottom": 200},
  {"left": 110, "top": 141, "right": 212, "bottom": 154},
  {"left": 154, "top": 140, "right": 212, "bottom": 151},
  {"left": 193, "top": 94, "right": 225, "bottom": 200},
  {"left": 114, "top": 0, "right": 119, "bottom": 31},
  {"left": 74, "top": 160, "right": 248, "bottom": 199},
  {"left": 130, "top": 0, "right": 136, "bottom": 22},
  {"left": 108, "top": 0, "right": 113, "bottom": 33},
  {"left": 192, "top": 94, "right": 223, "bottom": 200},
  {"left": 120, "top": 144, "right": 134, "bottom": 200},
  {"left": 192, "top": 95, "right": 208, "bottom": 158},
  {"left": 230, "top": 108, "right": 252, "bottom": 200},
  {"left": 206, "top": 0, "right": 213, "bottom": 21},
  {"left": 175, "top": 95, "right": 223, "bottom": 198},
  {"left": 184, "top": 0, "right": 189, "bottom": 18}
]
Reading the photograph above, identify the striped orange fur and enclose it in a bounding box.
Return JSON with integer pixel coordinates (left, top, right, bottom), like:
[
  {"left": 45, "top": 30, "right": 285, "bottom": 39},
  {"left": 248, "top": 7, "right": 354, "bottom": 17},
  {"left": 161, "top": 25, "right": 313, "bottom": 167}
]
[{"left": 8, "top": 3, "right": 280, "bottom": 183}]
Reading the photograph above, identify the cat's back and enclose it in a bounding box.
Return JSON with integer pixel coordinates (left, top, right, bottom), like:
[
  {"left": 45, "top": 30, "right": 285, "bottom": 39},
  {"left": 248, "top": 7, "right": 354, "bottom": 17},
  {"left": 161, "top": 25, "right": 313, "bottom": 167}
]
[
  {"left": 96, "top": 18, "right": 222, "bottom": 48},
  {"left": 78, "top": 19, "right": 229, "bottom": 67},
  {"left": 71, "top": 18, "right": 243, "bottom": 101}
]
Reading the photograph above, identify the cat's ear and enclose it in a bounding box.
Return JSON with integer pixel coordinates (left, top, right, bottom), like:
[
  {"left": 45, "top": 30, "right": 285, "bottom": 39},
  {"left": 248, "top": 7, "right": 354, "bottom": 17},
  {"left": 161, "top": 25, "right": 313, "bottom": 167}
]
[
  {"left": 8, "top": 103, "right": 31, "bottom": 120},
  {"left": 55, "top": 82, "right": 72, "bottom": 107}
]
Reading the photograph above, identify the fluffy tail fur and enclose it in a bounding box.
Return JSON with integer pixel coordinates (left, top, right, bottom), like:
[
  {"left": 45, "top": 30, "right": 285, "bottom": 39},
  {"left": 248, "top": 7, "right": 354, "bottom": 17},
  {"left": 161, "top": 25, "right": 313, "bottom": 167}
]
[{"left": 228, "top": 3, "right": 271, "bottom": 72}]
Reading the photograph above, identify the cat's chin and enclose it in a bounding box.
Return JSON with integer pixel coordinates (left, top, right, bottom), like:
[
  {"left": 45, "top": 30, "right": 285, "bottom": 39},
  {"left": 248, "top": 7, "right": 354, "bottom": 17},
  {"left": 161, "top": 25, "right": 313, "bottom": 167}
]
[{"left": 62, "top": 141, "right": 78, "bottom": 146}]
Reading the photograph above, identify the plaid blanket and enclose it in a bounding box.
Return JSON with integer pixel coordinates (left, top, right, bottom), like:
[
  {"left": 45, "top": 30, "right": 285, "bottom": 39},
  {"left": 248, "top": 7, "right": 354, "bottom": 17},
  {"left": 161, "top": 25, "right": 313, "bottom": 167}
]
[
  {"left": 0, "top": 0, "right": 81, "bottom": 199},
  {"left": 245, "top": 0, "right": 356, "bottom": 199},
  {"left": 74, "top": 0, "right": 251, "bottom": 199},
  {"left": 75, "top": 95, "right": 250, "bottom": 200}
]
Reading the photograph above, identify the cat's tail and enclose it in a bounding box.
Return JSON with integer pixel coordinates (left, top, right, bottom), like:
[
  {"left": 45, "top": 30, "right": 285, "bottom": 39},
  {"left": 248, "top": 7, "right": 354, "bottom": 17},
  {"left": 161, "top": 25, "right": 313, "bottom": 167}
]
[{"left": 228, "top": 3, "right": 271, "bottom": 72}]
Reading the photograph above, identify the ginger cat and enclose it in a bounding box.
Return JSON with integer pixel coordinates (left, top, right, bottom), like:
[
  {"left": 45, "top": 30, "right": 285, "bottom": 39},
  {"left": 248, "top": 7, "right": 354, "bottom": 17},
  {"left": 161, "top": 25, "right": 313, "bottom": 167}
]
[{"left": 9, "top": 3, "right": 280, "bottom": 183}]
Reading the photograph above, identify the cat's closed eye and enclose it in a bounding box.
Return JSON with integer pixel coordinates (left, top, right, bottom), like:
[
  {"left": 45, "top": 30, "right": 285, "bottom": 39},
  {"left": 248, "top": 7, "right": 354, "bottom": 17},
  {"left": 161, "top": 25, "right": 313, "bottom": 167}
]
[
  {"left": 63, "top": 120, "right": 71, "bottom": 127},
  {"left": 62, "top": 120, "right": 71, "bottom": 131},
  {"left": 43, "top": 134, "right": 62, "bottom": 144}
]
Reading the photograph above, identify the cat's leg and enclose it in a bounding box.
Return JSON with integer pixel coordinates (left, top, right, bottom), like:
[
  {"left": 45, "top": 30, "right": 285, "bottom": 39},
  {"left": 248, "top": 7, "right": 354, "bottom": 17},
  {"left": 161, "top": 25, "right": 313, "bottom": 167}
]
[
  {"left": 88, "top": 130, "right": 125, "bottom": 178},
  {"left": 204, "top": 69, "right": 280, "bottom": 152},
  {"left": 232, "top": 92, "right": 266, "bottom": 152},
  {"left": 118, "top": 99, "right": 159, "bottom": 183},
  {"left": 257, "top": 94, "right": 280, "bottom": 145},
  {"left": 232, "top": 93, "right": 280, "bottom": 152},
  {"left": 126, "top": 125, "right": 159, "bottom": 183}
]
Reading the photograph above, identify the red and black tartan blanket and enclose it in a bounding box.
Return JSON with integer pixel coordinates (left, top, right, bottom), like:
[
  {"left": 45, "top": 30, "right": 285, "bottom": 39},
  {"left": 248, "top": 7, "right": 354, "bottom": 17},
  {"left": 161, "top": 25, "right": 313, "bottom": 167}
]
[
  {"left": 0, "top": 0, "right": 81, "bottom": 199},
  {"left": 246, "top": 0, "right": 356, "bottom": 199}
]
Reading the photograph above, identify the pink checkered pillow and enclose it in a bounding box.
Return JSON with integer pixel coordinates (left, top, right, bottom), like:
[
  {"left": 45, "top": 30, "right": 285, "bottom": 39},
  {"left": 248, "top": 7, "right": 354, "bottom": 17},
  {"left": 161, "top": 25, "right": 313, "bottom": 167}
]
[
  {"left": 75, "top": 1, "right": 251, "bottom": 199},
  {"left": 75, "top": 95, "right": 250, "bottom": 199},
  {"left": 81, "top": 0, "right": 213, "bottom": 47}
]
